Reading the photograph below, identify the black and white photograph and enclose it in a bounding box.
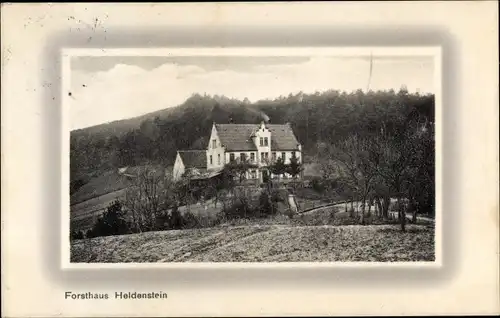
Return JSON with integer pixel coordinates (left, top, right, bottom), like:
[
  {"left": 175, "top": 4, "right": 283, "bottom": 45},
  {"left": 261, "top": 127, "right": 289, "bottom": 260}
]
[
  {"left": 66, "top": 47, "right": 440, "bottom": 264},
  {"left": 3, "top": 2, "right": 499, "bottom": 317}
]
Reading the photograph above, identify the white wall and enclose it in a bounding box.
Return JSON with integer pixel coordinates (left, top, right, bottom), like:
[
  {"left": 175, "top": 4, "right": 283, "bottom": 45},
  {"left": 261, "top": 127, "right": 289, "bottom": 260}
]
[
  {"left": 219, "top": 123, "right": 302, "bottom": 181},
  {"left": 225, "top": 151, "right": 258, "bottom": 164},
  {"left": 207, "top": 124, "right": 225, "bottom": 171},
  {"left": 225, "top": 151, "right": 260, "bottom": 180},
  {"left": 254, "top": 122, "right": 272, "bottom": 166},
  {"left": 280, "top": 150, "right": 301, "bottom": 165},
  {"left": 269, "top": 150, "right": 302, "bottom": 179}
]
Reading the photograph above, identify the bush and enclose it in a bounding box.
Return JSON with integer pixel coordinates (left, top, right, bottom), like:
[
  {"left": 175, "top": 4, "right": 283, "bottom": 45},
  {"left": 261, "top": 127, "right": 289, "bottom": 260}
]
[
  {"left": 86, "top": 200, "right": 131, "bottom": 238},
  {"left": 222, "top": 190, "right": 260, "bottom": 220},
  {"left": 70, "top": 230, "right": 84, "bottom": 240},
  {"left": 270, "top": 188, "right": 287, "bottom": 203},
  {"left": 181, "top": 211, "right": 200, "bottom": 229},
  {"left": 154, "top": 211, "right": 171, "bottom": 231},
  {"left": 168, "top": 206, "right": 184, "bottom": 230},
  {"left": 258, "top": 191, "right": 279, "bottom": 217},
  {"left": 224, "top": 199, "right": 256, "bottom": 220},
  {"left": 311, "top": 177, "right": 325, "bottom": 193}
]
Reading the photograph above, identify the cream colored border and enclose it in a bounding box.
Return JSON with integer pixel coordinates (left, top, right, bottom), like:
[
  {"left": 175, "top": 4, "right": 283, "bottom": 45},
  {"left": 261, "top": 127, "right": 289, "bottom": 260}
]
[
  {"left": 3, "top": 2, "right": 498, "bottom": 316},
  {"left": 62, "top": 46, "right": 443, "bottom": 270}
]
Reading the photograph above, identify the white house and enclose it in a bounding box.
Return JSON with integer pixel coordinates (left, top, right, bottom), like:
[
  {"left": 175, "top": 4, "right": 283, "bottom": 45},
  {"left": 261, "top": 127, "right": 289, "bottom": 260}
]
[{"left": 173, "top": 121, "right": 302, "bottom": 182}]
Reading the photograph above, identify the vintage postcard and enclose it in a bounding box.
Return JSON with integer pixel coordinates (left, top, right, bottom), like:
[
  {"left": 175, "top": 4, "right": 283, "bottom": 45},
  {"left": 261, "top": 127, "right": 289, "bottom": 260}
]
[
  {"left": 63, "top": 47, "right": 442, "bottom": 268},
  {"left": 2, "top": 2, "right": 498, "bottom": 317}
]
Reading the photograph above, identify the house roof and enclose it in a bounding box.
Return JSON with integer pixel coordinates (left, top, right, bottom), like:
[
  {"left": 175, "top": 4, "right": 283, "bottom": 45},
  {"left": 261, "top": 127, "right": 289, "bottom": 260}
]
[
  {"left": 190, "top": 168, "right": 224, "bottom": 180},
  {"left": 215, "top": 123, "right": 300, "bottom": 151},
  {"left": 178, "top": 150, "right": 207, "bottom": 169},
  {"left": 267, "top": 124, "right": 301, "bottom": 151},
  {"left": 215, "top": 124, "right": 258, "bottom": 151}
]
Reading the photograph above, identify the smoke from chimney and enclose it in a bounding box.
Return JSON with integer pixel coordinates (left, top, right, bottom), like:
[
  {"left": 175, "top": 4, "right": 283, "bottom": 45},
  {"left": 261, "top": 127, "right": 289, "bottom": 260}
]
[{"left": 260, "top": 111, "right": 270, "bottom": 123}]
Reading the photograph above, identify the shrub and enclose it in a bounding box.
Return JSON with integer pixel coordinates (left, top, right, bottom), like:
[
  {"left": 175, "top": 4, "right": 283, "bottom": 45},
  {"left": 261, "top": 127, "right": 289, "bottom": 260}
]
[
  {"left": 258, "top": 191, "right": 279, "bottom": 217},
  {"left": 181, "top": 211, "right": 200, "bottom": 229},
  {"left": 224, "top": 200, "right": 255, "bottom": 220},
  {"left": 222, "top": 190, "right": 259, "bottom": 220},
  {"left": 168, "top": 206, "right": 184, "bottom": 230},
  {"left": 311, "top": 177, "right": 325, "bottom": 193},
  {"left": 154, "top": 211, "right": 171, "bottom": 231},
  {"left": 70, "top": 230, "right": 84, "bottom": 240},
  {"left": 86, "top": 200, "right": 131, "bottom": 238},
  {"left": 270, "top": 188, "right": 287, "bottom": 203}
]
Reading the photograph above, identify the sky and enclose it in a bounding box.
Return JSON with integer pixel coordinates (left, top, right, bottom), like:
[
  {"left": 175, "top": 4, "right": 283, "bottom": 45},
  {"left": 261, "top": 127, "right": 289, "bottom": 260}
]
[{"left": 70, "top": 55, "right": 435, "bottom": 130}]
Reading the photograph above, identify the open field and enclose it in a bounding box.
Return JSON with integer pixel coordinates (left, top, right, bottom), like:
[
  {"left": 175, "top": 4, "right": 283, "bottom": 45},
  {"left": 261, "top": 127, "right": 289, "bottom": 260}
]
[
  {"left": 71, "top": 223, "right": 435, "bottom": 263},
  {"left": 71, "top": 170, "right": 133, "bottom": 205},
  {"left": 70, "top": 188, "right": 128, "bottom": 232},
  {"left": 71, "top": 204, "right": 435, "bottom": 263}
]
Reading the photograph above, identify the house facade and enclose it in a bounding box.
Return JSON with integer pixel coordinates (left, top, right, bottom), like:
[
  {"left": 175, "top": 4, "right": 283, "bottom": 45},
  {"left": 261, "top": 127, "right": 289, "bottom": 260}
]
[{"left": 173, "top": 121, "right": 302, "bottom": 182}]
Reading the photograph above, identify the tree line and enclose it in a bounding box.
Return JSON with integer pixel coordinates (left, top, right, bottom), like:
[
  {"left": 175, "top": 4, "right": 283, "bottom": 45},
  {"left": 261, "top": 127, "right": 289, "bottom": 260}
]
[
  {"left": 316, "top": 89, "right": 434, "bottom": 231},
  {"left": 70, "top": 88, "right": 434, "bottom": 195}
]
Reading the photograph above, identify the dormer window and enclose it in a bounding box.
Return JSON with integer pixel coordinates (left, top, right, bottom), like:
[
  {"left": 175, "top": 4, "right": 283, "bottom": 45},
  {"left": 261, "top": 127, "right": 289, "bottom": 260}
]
[
  {"left": 260, "top": 137, "right": 263, "bottom": 146},
  {"left": 212, "top": 139, "right": 217, "bottom": 148},
  {"left": 264, "top": 137, "right": 269, "bottom": 146}
]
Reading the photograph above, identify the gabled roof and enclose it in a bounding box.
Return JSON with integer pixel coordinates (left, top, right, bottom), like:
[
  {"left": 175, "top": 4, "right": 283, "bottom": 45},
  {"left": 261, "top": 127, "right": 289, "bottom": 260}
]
[
  {"left": 267, "top": 124, "right": 301, "bottom": 150},
  {"left": 215, "top": 123, "right": 300, "bottom": 151},
  {"left": 215, "top": 124, "right": 258, "bottom": 151},
  {"left": 178, "top": 150, "right": 207, "bottom": 169}
]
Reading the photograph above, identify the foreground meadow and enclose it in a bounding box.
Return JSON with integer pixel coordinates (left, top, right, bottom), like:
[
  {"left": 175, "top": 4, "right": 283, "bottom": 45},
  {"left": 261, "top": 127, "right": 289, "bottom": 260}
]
[{"left": 71, "top": 221, "right": 434, "bottom": 263}]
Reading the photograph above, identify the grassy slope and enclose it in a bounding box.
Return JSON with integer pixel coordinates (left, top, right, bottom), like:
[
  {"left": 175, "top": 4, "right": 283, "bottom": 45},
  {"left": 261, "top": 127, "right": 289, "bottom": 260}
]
[
  {"left": 70, "top": 223, "right": 435, "bottom": 263},
  {"left": 70, "top": 169, "right": 133, "bottom": 206}
]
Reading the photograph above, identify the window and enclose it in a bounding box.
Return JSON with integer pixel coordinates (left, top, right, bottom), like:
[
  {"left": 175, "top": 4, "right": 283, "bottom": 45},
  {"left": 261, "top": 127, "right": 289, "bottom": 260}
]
[
  {"left": 272, "top": 152, "right": 277, "bottom": 161},
  {"left": 212, "top": 139, "right": 217, "bottom": 148},
  {"left": 218, "top": 154, "right": 221, "bottom": 165},
  {"left": 210, "top": 155, "right": 213, "bottom": 165},
  {"left": 250, "top": 152, "right": 255, "bottom": 162},
  {"left": 281, "top": 152, "right": 286, "bottom": 160},
  {"left": 264, "top": 137, "right": 269, "bottom": 146},
  {"left": 251, "top": 170, "right": 257, "bottom": 179},
  {"left": 260, "top": 137, "right": 263, "bottom": 146},
  {"left": 292, "top": 151, "right": 296, "bottom": 158},
  {"left": 230, "top": 153, "right": 235, "bottom": 162},
  {"left": 240, "top": 153, "right": 246, "bottom": 162},
  {"left": 261, "top": 152, "right": 269, "bottom": 163}
]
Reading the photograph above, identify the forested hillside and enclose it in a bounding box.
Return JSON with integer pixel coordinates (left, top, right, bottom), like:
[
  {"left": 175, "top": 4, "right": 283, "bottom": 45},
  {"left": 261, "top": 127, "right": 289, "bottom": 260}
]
[{"left": 70, "top": 88, "right": 434, "bottom": 195}]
